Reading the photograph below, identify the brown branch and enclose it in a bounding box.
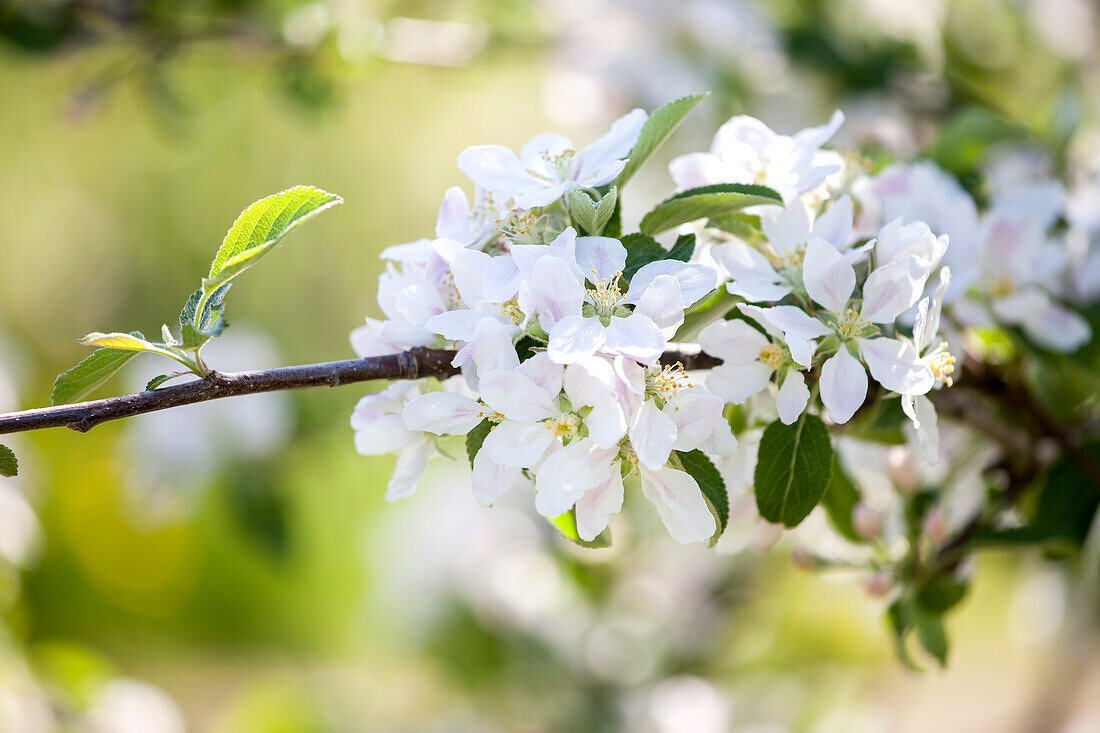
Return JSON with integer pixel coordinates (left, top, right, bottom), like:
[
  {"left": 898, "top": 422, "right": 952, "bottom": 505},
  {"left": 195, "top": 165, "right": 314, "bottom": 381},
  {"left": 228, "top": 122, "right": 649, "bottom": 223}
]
[{"left": 0, "top": 348, "right": 719, "bottom": 436}]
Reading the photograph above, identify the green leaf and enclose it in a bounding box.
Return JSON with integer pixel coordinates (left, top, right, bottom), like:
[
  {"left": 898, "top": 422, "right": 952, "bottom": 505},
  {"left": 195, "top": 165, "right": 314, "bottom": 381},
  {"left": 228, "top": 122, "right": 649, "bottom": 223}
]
[
  {"left": 754, "top": 413, "right": 834, "bottom": 527},
  {"left": 566, "top": 189, "right": 600, "bottom": 235},
  {"left": 466, "top": 419, "right": 493, "bottom": 468},
  {"left": 822, "top": 456, "right": 863, "bottom": 542},
  {"left": 180, "top": 283, "right": 232, "bottom": 349},
  {"left": 640, "top": 183, "right": 782, "bottom": 236},
  {"left": 707, "top": 212, "right": 762, "bottom": 239},
  {"left": 594, "top": 186, "right": 618, "bottom": 234},
  {"left": 203, "top": 185, "right": 342, "bottom": 295},
  {"left": 676, "top": 449, "right": 728, "bottom": 541},
  {"left": 548, "top": 509, "right": 612, "bottom": 549},
  {"left": 667, "top": 233, "right": 695, "bottom": 262},
  {"left": 144, "top": 374, "right": 175, "bottom": 391},
  {"left": 914, "top": 575, "right": 968, "bottom": 614},
  {"left": 0, "top": 444, "right": 16, "bottom": 477},
  {"left": 915, "top": 613, "right": 949, "bottom": 667},
  {"left": 886, "top": 599, "right": 921, "bottom": 671},
  {"left": 616, "top": 93, "right": 709, "bottom": 189},
  {"left": 51, "top": 331, "right": 147, "bottom": 405},
  {"left": 621, "top": 233, "right": 667, "bottom": 281}
]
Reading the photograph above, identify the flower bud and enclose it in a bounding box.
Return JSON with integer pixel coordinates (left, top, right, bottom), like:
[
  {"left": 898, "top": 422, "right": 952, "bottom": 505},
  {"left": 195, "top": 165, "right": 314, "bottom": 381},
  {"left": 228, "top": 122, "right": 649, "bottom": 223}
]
[
  {"left": 922, "top": 509, "right": 950, "bottom": 544},
  {"left": 852, "top": 502, "right": 883, "bottom": 540},
  {"left": 864, "top": 571, "right": 894, "bottom": 598},
  {"left": 885, "top": 446, "right": 919, "bottom": 493},
  {"left": 791, "top": 548, "right": 817, "bottom": 570}
]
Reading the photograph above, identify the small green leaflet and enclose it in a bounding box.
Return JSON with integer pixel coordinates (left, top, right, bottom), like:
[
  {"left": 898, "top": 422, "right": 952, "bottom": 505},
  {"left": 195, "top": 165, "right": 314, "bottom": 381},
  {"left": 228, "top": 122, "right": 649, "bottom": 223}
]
[
  {"left": 466, "top": 419, "right": 493, "bottom": 467},
  {"left": 567, "top": 187, "right": 618, "bottom": 236},
  {"left": 203, "top": 185, "right": 343, "bottom": 295},
  {"left": 145, "top": 374, "right": 175, "bottom": 391},
  {"left": 676, "top": 449, "right": 728, "bottom": 541},
  {"left": 51, "top": 331, "right": 146, "bottom": 405},
  {"left": 0, "top": 444, "right": 16, "bottom": 477},
  {"left": 616, "top": 93, "right": 709, "bottom": 189},
  {"left": 640, "top": 183, "right": 782, "bottom": 236},
  {"left": 548, "top": 509, "right": 612, "bottom": 549},
  {"left": 753, "top": 413, "right": 833, "bottom": 527},
  {"left": 621, "top": 233, "right": 696, "bottom": 282}
]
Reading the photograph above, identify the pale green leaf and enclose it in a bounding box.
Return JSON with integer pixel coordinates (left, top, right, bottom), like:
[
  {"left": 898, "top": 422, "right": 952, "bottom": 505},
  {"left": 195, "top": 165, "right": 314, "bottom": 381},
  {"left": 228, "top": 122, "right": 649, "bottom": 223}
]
[
  {"left": 616, "top": 93, "right": 709, "bottom": 189},
  {"left": 640, "top": 183, "right": 782, "bottom": 236},
  {"left": 548, "top": 509, "right": 612, "bottom": 549},
  {"left": 566, "top": 189, "right": 600, "bottom": 235},
  {"left": 51, "top": 331, "right": 147, "bottom": 405},
  {"left": 204, "top": 185, "right": 342, "bottom": 294},
  {"left": 0, "top": 444, "right": 16, "bottom": 477},
  {"left": 754, "top": 413, "right": 833, "bottom": 527},
  {"left": 466, "top": 419, "right": 493, "bottom": 467},
  {"left": 594, "top": 186, "right": 618, "bottom": 233}
]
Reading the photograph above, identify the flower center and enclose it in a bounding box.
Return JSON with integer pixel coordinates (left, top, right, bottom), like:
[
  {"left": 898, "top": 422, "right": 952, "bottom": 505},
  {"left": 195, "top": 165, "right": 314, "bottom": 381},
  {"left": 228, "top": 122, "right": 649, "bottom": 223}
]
[
  {"left": 758, "top": 343, "right": 784, "bottom": 369},
  {"left": 929, "top": 342, "right": 956, "bottom": 387},
  {"left": 777, "top": 242, "right": 807, "bottom": 270},
  {"left": 836, "top": 308, "right": 869, "bottom": 339},
  {"left": 439, "top": 270, "right": 462, "bottom": 309},
  {"left": 991, "top": 277, "right": 1014, "bottom": 297},
  {"left": 547, "top": 412, "right": 580, "bottom": 439},
  {"left": 533, "top": 148, "right": 576, "bottom": 181},
  {"left": 498, "top": 297, "right": 524, "bottom": 324},
  {"left": 498, "top": 211, "right": 551, "bottom": 246},
  {"left": 587, "top": 270, "right": 625, "bottom": 316},
  {"left": 646, "top": 362, "right": 690, "bottom": 403}
]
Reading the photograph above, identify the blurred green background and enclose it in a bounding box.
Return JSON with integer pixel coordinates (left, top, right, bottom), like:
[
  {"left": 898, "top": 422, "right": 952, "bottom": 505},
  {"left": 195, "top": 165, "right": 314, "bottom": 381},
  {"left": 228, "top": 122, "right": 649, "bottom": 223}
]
[{"left": 1, "top": 1, "right": 1100, "bottom": 731}]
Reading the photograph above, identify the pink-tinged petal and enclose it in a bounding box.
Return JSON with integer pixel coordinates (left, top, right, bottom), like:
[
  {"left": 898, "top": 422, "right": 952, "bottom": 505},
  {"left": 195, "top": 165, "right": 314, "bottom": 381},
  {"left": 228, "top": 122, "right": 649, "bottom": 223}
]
[
  {"left": 482, "top": 256, "right": 522, "bottom": 302},
  {"left": 625, "top": 261, "right": 718, "bottom": 307},
  {"left": 668, "top": 392, "right": 724, "bottom": 451},
  {"left": 668, "top": 152, "right": 729, "bottom": 190},
  {"left": 401, "top": 392, "right": 486, "bottom": 435},
  {"left": 859, "top": 256, "right": 928, "bottom": 324},
  {"left": 575, "top": 468, "right": 625, "bottom": 541},
  {"left": 350, "top": 318, "right": 404, "bottom": 358},
  {"left": 425, "top": 309, "right": 483, "bottom": 341},
  {"left": 602, "top": 313, "right": 665, "bottom": 363},
  {"left": 516, "top": 353, "right": 564, "bottom": 398},
  {"left": 639, "top": 466, "right": 716, "bottom": 543},
  {"left": 435, "top": 186, "right": 472, "bottom": 240},
  {"left": 857, "top": 337, "right": 934, "bottom": 395},
  {"left": 792, "top": 109, "right": 845, "bottom": 150},
  {"left": 698, "top": 319, "right": 769, "bottom": 363},
  {"left": 380, "top": 238, "right": 434, "bottom": 263},
  {"left": 575, "top": 108, "right": 647, "bottom": 182},
  {"left": 548, "top": 315, "right": 606, "bottom": 364},
  {"left": 705, "top": 362, "right": 773, "bottom": 404},
  {"left": 803, "top": 237, "right": 855, "bottom": 313},
  {"left": 472, "top": 448, "right": 524, "bottom": 507},
  {"left": 470, "top": 319, "right": 520, "bottom": 376},
  {"left": 740, "top": 304, "right": 829, "bottom": 368},
  {"left": 433, "top": 243, "right": 489, "bottom": 305},
  {"left": 385, "top": 438, "right": 432, "bottom": 501},
  {"left": 353, "top": 413, "right": 419, "bottom": 455},
  {"left": 775, "top": 371, "right": 810, "bottom": 425},
  {"left": 575, "top": 236, "right": 627, "bottom": 281},
  {"left": 457, "top": 145, "right": 532, "bottom": 195},
  {"left": 819, "top": 348, "right": 868, "bottom": 424},
  {"left": 629, "top": 400, "right": 678, "bottom": 469},
  {"left": 481, "top": 419, "right": 555, "bottom": 468},
  {"left": 585, "top": 402, "right": 629, "bottom": 450},
  {"left": 534, "top": 440, "right": 614, "bottom": 517},
  {"left": 633, "top": 275, "right": 685, "bottom": 335},
  {"left": 992, "top": 288, "right": 1092, "bottom": 353},
  {"left": 811, "top": 194, "right": 853, "bottom": 248},
  {"left": 760, "top": 200, "right": 811, "bottom": 256},
  {"left": 528, "top": 256, "right": 585, "bottom": 329},
  {"left": 514, "top": 182, "right": 571, "bottom": 210},
  {"left": 479, "top": 371, "right": 558, "bottom": 421}
]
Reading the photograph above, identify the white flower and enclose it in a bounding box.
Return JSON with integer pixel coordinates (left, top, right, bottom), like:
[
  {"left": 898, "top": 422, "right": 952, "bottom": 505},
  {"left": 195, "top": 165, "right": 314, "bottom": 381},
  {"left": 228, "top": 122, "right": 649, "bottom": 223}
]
[
  {"left": 902, "top": 269, "right": 955, "bottom": 464},
  {"left": 458, "top": 109, "right": 647, "bottom": 209},
  {"left": 352, "top": 382, "right": 435, "bottom": 501},
  {"left": 698, "top": 318, "right": 809, "bottom": 424},
  {"left": 669, "top": 110, "right": 845, "bottom": 201}
]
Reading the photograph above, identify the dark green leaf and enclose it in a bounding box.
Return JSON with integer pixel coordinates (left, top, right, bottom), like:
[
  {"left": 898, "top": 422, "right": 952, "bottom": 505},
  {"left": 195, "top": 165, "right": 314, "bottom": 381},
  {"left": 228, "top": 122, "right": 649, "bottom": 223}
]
[
  {"left": 51, "top": 331, "right": 146, "bottom": 405},
  {"left": 667, "top": 233, "right": 695, "bottom": 262},
  {"left": 640, "top": 183, "right": 782, "bottom": 235},
  {"left": 822, "top": 456, "right": 863, "bottom": 542},
  {"left": 466, "top": 419, "right": 493, "bottom": 468},
  {"left": 914, "top": 575, "right": 968, "bottom": 614},
  {"left": 676, "top": 449, "right": 728, "bottom": 540},
  {"left": 754, "top": 413, "right": 833, "bottom": 527},
  {"left": 616, "top": 93, "right": 709, "bottom": 189},
  {"left": 916, "top": 613, "right": 949, "bottom": 667},
  {"left": 621, "top": 233, "right": 668, "bottom": 281},
  {"left": 887, "top": 599, "right": 921, "bottom": 671},
  {"left": 0, "top": 445, "right": 16, "bottom": 478}
]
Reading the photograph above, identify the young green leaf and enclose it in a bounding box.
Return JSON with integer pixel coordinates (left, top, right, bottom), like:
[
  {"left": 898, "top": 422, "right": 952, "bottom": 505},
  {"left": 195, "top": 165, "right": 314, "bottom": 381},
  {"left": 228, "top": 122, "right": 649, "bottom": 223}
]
[
  {"left": 144, "top": 374, "right": 175, "bottom": 391},
  {"left": 566, "top": 189, "right": 600, "bottom": 235},
  {"left": 676, "top": 449, "right": 728, "bottom": 540},
  {"left": 616, "top": 93, "right": 709, "bottom": 189},
  {"left": 203, "top": 186, "right": 343, "bottom": 295},
  {"left": 548, "top": 509, "right": 612, "bottom": 549},
  {"left": 640, "top": 183, "right": 782, "bottom": 236},
  {"left": 466, "top": 419, "right": 494, "bottom": 468},
  {"left": 0, "top": 444, "right": 17, "bottom": 477},
  {"left": 51, "top": 332, "right": 147, "bottom": 405},
  {"left": 594, "top": 186, "right": 618, "bottom": 233},
  {"left": 754, "top": 413, "right": 834, "bottom": 527}
]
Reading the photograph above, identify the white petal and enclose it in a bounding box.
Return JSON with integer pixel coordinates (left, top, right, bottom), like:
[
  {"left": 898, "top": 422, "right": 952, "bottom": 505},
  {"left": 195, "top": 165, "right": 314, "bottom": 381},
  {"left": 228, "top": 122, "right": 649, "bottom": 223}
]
[
  {"left": 534, "top": 440, "right": 614, "bottom": 517},
  {"left": 633, "top": 275, "right": 685, "bottom": 335},
  {"left": 639, "top": 466, "right": 716, "bottom": 543},
  {"left": 574, "top": 469, "right": 625, "bottom": 542},
  {"left": 479, "top": 371, "right": 558, "bottom": 421},
  {"left": 625, "top": 261, "right": 718, "bottom": 307},
  {"left": 760, "top": 199, "right": 811, "bottom": 255},
  {"left": 435, "top": 186, "right": 473, "bottom": 241},
  {"left": 859, "top": 256, "right": 928, "bottom": 324},
  {"left": 575, "top": 236, "right": 627, "bottom": 281},
  {"left": 354, "top": 413, "right": 419, "bottom": 456},
  {"left": 516, "top": 353, "right": 564, "bottom": 397},
  {"left": 698, "top": 319, "right": 769, "bottom": 362},
  {"left": 520, "top": 133, "right": 573, "bottom": 174},
  {"left": 702, "top": 420, "right": 739, "bottom": 456},
  {"left": 739, "top": 304, "right": 829, "bottom": 368},
  {"left": 401, "top": 392, "right": 485, "bottom": 435},
  {"left": 482, "top": 256, "right": 522, "bottom": 303},
  {"left": 457, "top": 145, "right": 532, "bottom": 195},
  {"left": 514, "top": 181, "right": 571, "bottom": 210},
  {"left": 713, "top": 241, "right": 792, "bottom": 302},
  {"left": 481, "top": 419, "right": 555, "bottom": 468},
  {"left": 811, "top": 194, "right": 853, "bottom": 248},
  {"left": 575, "top": 108, "right": 647, "bottom": 182},
  {"left": 602, "top": 313, "right": 665, "bottom": 362},
  {"left": 472, "top": 448, "right": 524, "bottom": 507},
  {"left": 629, "top": 399, "right": 678, "bottom": 470},
  {"left": 425, "top": 309, "right": 483, "bottom": 342},
  {"left": 470, "top": 319, "right": 520, "bottom": 376},
  {"left": 819, "top": 348, "right": 868, "bottom": 424},
  {"left": 803, "top": 236, "right": 855, "bottom": 313},
  {"left": 776, "top": 371, "right": 810, "bottom": 425},
  {"left": 668, "top": 152, "right": 728, "bottom": 190},
  {"left": 527, "top": 256, "right": 586, "bottom": 329},
  {"left": 705, "top": 362, "right": 774, "bottom": 404},
  {"left": 385, "top": 438, "right": 432, "bottom": 501},
  {"left": 858, "top": 337, "right": 934, "bottom": 395},
  {"left": 904, "top": 394, "right": 940, "bottom": 466},
  {"left": 548, "top": 315, "right": 606, "bottom": 364},
  {"left": 668, "top": 392, "right": 724, "bottom": 451}
]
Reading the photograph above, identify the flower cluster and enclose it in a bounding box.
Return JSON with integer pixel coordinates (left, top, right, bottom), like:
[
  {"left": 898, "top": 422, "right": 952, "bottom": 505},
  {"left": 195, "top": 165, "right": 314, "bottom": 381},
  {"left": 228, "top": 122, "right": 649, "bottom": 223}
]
[{"left": 350, "top": 103, "right": 965, "bottom": 545}]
